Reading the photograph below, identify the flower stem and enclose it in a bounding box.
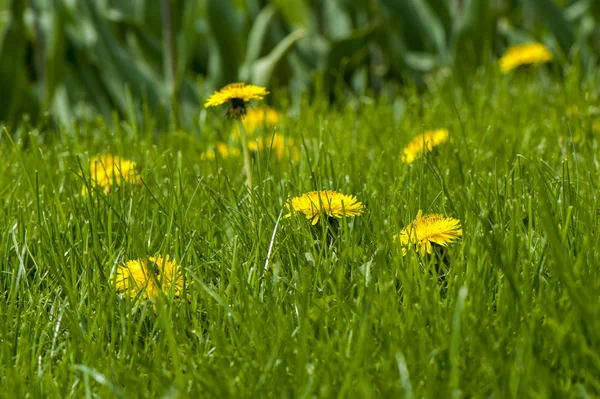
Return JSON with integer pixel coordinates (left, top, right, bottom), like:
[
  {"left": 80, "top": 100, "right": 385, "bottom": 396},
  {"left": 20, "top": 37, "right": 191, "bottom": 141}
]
[{"left": 237, "top": 119, "right": 253, "bottom": 193}]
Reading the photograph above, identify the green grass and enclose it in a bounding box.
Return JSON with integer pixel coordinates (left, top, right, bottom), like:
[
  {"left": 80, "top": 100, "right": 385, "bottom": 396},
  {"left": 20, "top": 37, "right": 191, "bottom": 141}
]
[{"left": 2, "top": 68, "right": 600, "bottom": 398}]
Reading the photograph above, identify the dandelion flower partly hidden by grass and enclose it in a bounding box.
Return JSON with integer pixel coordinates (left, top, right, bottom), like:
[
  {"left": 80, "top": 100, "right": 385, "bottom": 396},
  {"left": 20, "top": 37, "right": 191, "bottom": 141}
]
[
  {"left": 84, "top": 154, "right": 140, "bottom": 195},
  {"left": 204, "top": 83, "right": 269, "bottom": 119},
  {"left": 200, "top": 142, "right": 241, "bottom": 160},
  {"left": 395, "top": 210, "right": 462, "bottom": 256},
  {"left": 239, "top": 107, "right": 281, "bottom": 135},
  {"left": 114, "top": 255, "right": 183, "bottom": 303},
  {"left": 593, "top": 120, "right": 600, "bottom": 134},
  {"left": 247, "top": 134, "right": 300, "bottom": 161},
  {"left": 286, "top": 190, "right": 364, "bottom": 225},
  {"left": 401, "top": 129, "right": 449, "bottom": 164},
  {"left": 499, "top": 43, "right": 553, "bottom": 74},
  {"left": 565, "top": 105, "right": 580, "bottom": 118}
]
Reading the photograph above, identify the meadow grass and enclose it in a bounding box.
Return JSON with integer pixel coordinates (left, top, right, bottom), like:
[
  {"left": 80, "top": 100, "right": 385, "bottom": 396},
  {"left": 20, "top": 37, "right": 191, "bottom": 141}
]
[{"left": 2, "top": 69, "right": 600, "bottom": 398}]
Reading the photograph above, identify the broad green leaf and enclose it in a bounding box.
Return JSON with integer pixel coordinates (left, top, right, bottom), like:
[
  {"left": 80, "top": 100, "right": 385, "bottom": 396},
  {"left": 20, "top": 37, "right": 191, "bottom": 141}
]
[
  {"left": 241, "top": 4, "right": 276, "bottom": 81},
  {"left": 269, "top": 0, "right": 311, "bottom": 28},
  {"left": 323, "top": 0, "right": 352, "bottom": 40},
  {"left": 326, "top": 26, "right": 373, "bottom": 76},
  {"left": 425, "top": 0, "right": 452, "bottom": 41},
  {"left": 380, "top": 0, "right": 447, "bottom": 59},
  {"left": 44, "top": 2, "right": 67, "bottom": 108},
  {"left": 453, "top": 0, "right": 493, "bottom": 66},
  {"left": 403, "top": 51, "right": 438, "bottom": 72},
  {"left": 0, "top": 0, "right": 32, "bottom": 122},
  {"left": 251, "top": 28, "right": 307, "bottom": 87},
  {"left": 564, "top": 0, "right": 590, "bottom": 22},
  {"left": 176, "top": 0, "right": 199, "bottom": 89},
  {"left": 68, "top": 59, "right": 113, "bottom": 119},
  {"left": 84, "top": 0, "right": 165, "bottom": 112},
  {"left": 528, "top": 0, "right": 574, "bottom": 53},
  {"left": 106, "top": 0, "right": 145, "bottom": 24},
  {"left": 206, "top": 0, "right": 241, "bottom": 86}
]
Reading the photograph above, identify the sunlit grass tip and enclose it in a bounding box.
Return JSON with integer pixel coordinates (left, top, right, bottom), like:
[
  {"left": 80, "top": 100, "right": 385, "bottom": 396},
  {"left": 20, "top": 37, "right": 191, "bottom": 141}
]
[
  {"left": 286, "top": 190, "right": 364, "bottom": 225},
  {"left": 395, "top": 210, "right": 462, "bottom": 256}
]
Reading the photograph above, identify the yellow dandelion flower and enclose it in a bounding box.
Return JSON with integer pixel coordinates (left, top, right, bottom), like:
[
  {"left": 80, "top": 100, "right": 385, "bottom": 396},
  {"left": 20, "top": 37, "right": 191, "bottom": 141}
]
[
  {"left": 83, "top": 154, "right": 140, "bottom": 195},
  {"left": 565, "top": 105, "right": 580, "bottom": 118},
  {"left": 204, "top": 83, "right": 269, "bottom": 119},
  {"left": 247, "top": 134, "right": 300, "bottom": 161},
  {"left": 592, "top": 119, "right": 600, "bottom": 134},
  {"left": 200, "top": 142, "right": 241, "bottom": 160},
  {"left": 394, "top": 210, "right": 462, "bottom": 256},
  {"left": 401, "top": 129, "right": 449, "bottom": 164},
  {"left": 286, "top": 190, "right": 364, "bottom": 225},
  {"left": 499, "top": 43, "right": 553, "bottom": 74},
  {"left": 240, "top": 107, "right": 282, "bottom": 135},
  {"left": 114, "top": 255, "right": 183, "bottom": 302}
]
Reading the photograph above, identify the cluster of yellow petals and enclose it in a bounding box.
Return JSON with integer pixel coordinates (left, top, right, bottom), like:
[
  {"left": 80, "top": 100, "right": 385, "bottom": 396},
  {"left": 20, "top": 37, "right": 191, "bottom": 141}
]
[
  {"left": 499, "top": 43, "right": 553, "bottom": 74},
  {"left": 593, "top": 120, "right": 600, "bottom": 134},
  {"left": 200, "top": 142, "right": 241, "bottom": 160},
  {"left": 114, "top": 255, "right": 183, "bottom": 302},
  {"left": 241, "top": 107, "right": 281, "bottom": 134},
  {"left": 248, "top": 134, "right": 300, "bottom": 161},
  {"left": 395, "top": 210, "right": 462, "bottom": 256},
  {"left": 204, "top": 83, "right": 269, "bottom": 118},
  {"left": 84, "top": 154, "right": 140, "bottom": 194},
  {"left": 286, "top": 190, "right": 364, "bottom": 225},
  {"left": 401, "top": 129, "right": 449, "bottom": 164},
  {"left": 204, "top": 83, "right": 269, "bottom": 107}
]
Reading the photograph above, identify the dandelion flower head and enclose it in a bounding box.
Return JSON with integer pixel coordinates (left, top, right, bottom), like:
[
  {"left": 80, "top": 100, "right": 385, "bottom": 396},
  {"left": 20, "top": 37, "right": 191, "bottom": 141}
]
[
  {"left": 395, "top": 210, "right": 462, "bottom": 256},
  {"left": 247, "top": 134, "right": 300, "bottom": 161},
  {"left": 241, "top": 107, "right": 281, "bottom": 134},
  {"left": 200, "top": 142, "right": 241, "bottom": 161},
  {"left": 401, "top": 129, "right": 449, "bottom": 164},
  {"left": 114, "top": 255, "right": 183, "bottom": 302},
  {"left": 204, "top": 83, "right": 269, "bottom": 119},
  {"left": 84, "top": 154, "right": 139, "bottom": 194},
  {"left": 499, "top": 43, "right": 553, "bottom": 74},
  {"left": 593, "top": 119, "right": 600, "bottom": 134},
  {"left": 565, "top": 105, "right": 580, "bottom": 118},
  {"left": 286, "top": 190, "right": 364, "bottom": 225}
]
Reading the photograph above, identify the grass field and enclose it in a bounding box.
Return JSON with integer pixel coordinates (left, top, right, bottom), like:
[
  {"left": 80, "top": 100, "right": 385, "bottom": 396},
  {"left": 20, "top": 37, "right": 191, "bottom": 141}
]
[{"left": 2, "top": 69, "right": 600, "bottom": 398}]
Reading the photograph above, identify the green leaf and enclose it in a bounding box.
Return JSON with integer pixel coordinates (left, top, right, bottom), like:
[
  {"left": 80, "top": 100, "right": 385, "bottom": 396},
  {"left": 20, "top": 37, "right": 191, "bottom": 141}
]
[
  {"left": 528, "top": 0, "right": 574, "bottom": 53},
  {"left": 105, "top": 0, "right": 145, "bottom": 24},
  {"left": 453, "top": 0, "right": 494, "bottom": 66},
  {"left": 84, "top": 0, "right": 166, "bottom": 112},
  {"left": 425, "top": 0, "right": 452, "bottom": 41},
  {"left": 326, "top": 26, "right": 374, "bottom": 76},
  {"left": 251, "top": 28, "right": 307, "bottom": 87},
  {"left": 206, "top": 0, "right": 241, "bottom": 86},
  {"left": 403, "top": 51, "right": 438, "bottom": 72},
  {"left": 380, "top": 0, "right": 447, "bottom": 59},
  {"left": 240, "top": 4, "right": 276, "bottom": 81},
  {"left": 323, "top": 0, "right": 352, "bottom": 40},
  {"left": 176, "top": 0, "right": 199, "bottom": 89},
  {"left": 44, "top": 2, "right": 68, "bottom": 108},
  {"left": 269, "top": 0, "right": 311, "bottom": 28},
  {"left": 0, "top": 0, "right": 32, "bottom": 122}
]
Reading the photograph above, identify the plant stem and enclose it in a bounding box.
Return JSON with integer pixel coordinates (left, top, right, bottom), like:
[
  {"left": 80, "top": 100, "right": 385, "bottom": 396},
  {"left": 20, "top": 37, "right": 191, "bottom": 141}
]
[{"left": 237, "top": 119, "right": 253, "bottom": 194}]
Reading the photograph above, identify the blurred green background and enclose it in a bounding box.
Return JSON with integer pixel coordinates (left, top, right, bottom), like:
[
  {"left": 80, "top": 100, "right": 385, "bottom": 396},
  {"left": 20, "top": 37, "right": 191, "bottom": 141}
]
[{"left": 0, "top": 0, "right": 598, "bottom": 128}]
